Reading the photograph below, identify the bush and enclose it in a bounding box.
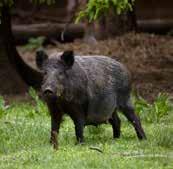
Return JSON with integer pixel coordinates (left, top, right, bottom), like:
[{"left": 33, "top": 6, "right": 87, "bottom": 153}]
[
  {"left": 28, "top": 87, "right": 48, "bottom": 117},
  {"left": 154, "top": 125, "right": 173, "bottom": 148},
  {"left": 133, "top": 93, "right": 173, "bottom": 123}
]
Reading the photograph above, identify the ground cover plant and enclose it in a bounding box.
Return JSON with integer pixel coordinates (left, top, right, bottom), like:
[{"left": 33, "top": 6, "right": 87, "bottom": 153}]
[{"left": 0, "top": 91, "right": 173, "bottom": 169}]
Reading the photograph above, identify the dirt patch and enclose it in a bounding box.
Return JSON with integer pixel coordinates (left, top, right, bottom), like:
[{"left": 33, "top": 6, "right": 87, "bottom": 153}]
[{"left": 18, "top": 32, "right": 173, "bottom": 101}]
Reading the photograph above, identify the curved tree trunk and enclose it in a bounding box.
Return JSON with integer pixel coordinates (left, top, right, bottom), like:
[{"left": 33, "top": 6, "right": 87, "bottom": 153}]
[{"left": 0, "top": 5, "right": 42, "bottom": 95}]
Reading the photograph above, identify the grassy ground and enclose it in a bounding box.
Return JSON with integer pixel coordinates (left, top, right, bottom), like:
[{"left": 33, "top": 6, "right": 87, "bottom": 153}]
[{"left": 0, "top": 93, "right": 173, "bottom": 169}]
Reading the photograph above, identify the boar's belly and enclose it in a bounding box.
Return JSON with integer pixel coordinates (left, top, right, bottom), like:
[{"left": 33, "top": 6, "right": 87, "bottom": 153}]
[{"left": 86, "top": 95, "right": 116, "bottom": 125}]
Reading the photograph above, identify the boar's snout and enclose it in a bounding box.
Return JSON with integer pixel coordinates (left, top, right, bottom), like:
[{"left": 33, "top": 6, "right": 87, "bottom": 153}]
[
  {"left": 43, "top": 88, "right": 54, "bottom": 96},
  {"left": 42, "top": 84, "right": 57, "bottom": 98}
]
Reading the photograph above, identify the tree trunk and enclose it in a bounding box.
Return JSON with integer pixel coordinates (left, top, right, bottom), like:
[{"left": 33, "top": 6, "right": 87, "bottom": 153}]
[
  {"left": 0, "top": 38, "right": 26, "bottom": 94},
  {"left": 13, "top": 23, "right": 84, "bottom": 44},
  {"left": 0, "top": 5, "right": 42, "bottom": 95}
]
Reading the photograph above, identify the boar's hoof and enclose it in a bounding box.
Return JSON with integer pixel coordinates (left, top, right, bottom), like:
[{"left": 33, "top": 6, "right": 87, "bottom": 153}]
[{"left": 50, "top": 131, "right": 58, "bottom": 150}]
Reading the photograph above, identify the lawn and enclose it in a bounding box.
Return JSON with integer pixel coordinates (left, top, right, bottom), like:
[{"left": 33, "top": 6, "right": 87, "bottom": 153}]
[{"left": 0, "top": 92, "right": 173, "bottom": 169}]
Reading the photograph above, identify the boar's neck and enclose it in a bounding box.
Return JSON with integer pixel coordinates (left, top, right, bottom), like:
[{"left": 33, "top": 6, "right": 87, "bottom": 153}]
[{"left": 63, "top": 59, "right": 89, "bottom": 103}]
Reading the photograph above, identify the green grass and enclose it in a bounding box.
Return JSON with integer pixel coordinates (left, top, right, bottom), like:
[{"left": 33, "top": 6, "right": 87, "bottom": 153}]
[
  {"left": 0, "top": 94, "right": 173, "bottom": 169},
  {"left": 21, "top": 36, "right": 45, "bottom": 51}
]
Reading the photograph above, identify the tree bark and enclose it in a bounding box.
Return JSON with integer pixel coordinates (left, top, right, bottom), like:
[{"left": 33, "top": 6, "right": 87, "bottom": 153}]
[{"left": 0, "top": 5, "right": 42, "bottom": 95}]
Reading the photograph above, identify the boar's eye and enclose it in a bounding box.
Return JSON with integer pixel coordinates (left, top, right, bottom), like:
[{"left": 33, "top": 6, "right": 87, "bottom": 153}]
[
  {"left": 43, "top": 71, "right": 47, "bottom": 76},
  {"left": 60, "top": 70, "right": 66, "bottom": 75},
  {"left": 56, "top": 70, "right": 66, "bottom": 80},
  {"left": 58, "top": 71, "right": 64, "bottom": 77}
]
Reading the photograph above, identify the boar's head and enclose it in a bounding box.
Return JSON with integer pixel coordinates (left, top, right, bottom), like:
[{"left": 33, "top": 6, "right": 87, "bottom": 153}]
[{"left": 36, "top": 49, "right": 74, "bottom": 99}]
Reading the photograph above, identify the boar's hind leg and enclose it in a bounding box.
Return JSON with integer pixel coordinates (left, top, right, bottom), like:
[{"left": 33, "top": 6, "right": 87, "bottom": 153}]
[
  {"left": 109, "top": 110, "right": 121, "bottom": 138},
  {"left": 120, "top": 100, "right": 146, "bottom": 140},
  {"left": 72, "top": 115, "right": 85, "bottom": 144},
  {"left": 47, "top": 101, "right": 63, "bottom": 150}
]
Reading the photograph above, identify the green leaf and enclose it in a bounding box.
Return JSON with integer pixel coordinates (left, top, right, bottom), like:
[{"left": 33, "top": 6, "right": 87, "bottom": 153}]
[{"left": 76, "top": 0, "right": 135, "bottom": 22}]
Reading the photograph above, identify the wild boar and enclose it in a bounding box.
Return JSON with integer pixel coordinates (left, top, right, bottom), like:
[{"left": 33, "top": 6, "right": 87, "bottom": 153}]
[{"left": 36, "top": 49, "right": 146, "bottom": 149}]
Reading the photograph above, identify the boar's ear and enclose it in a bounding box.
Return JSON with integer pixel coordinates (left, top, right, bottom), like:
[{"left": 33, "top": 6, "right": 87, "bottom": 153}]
[
  {"left": 60, "top": 50, "right": 74, "bottom": 68},
  {"left": 36, "top": 48, "right": 48, "bottom": 69}
]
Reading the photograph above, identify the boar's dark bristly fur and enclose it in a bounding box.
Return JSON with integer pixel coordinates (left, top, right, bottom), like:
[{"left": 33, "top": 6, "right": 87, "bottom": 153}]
[{"left": 36, "top": 50, "right": 146, "bottom": 149}]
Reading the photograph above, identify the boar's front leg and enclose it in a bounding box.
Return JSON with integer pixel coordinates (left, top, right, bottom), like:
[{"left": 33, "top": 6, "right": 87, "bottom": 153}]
[{"left": 47, "top": 100, "right": 63, "bottom": 150}]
